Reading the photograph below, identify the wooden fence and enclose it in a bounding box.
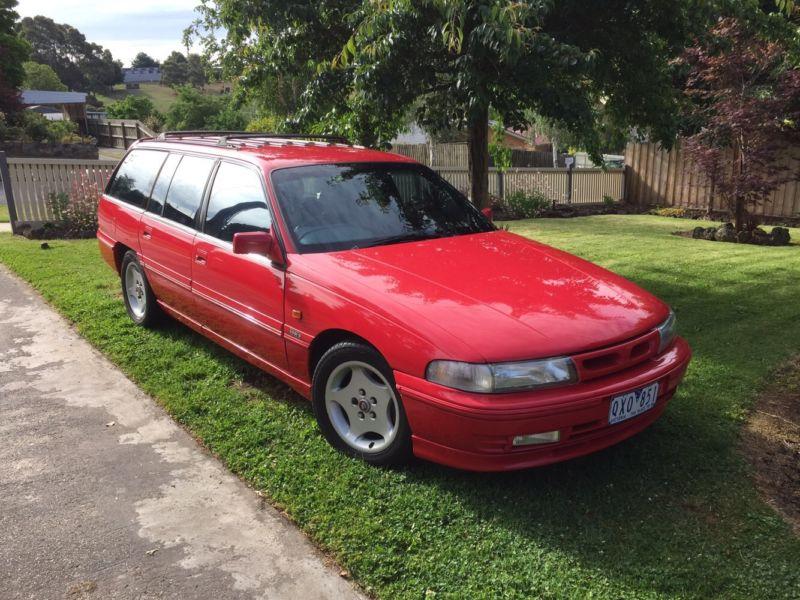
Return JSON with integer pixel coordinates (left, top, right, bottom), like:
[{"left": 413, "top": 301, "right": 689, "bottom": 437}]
[
  {"left": 392, "top": 143, "right": 562, "bottom": 168},
  {"left": 0, "top": 155, "right": 117, "bottom": 228},
  {"left": 625, "top": 141, "right": 800, "bottom": 218},
  {"left": 86, "top": 117, "right": 155, "bottom": 150},
  {"left": 437, "top": 167, "right": 624, "bottom": 205},
  {"left": 0, "top": 154, "right": 624, "bottom": 234}
]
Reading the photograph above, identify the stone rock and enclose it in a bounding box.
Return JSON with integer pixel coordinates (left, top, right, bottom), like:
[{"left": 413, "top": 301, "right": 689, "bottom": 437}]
[
  {"left": 736, "top": 230, "right": 752, "bottom": 244},
  {"left": 770, "top": 227, "right": 791, "bottom": 246},
  {"left": 715, "top": 223, "right": 737, "bottom": 242},
  {"left": 692, "top": 226, "right": 705, "bottom": 239},
  {"left": 751, "top": 228, "right": 771, "bottom": 245},
  {"left": 703, "top": 227, "right": 718, "bottom": 241}
]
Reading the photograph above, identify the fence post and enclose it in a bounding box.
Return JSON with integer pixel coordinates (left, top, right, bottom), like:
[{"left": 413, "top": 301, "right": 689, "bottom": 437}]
[
  {"left": 0, "top": 151, "right": 19, "bottom": 235},
  {"left": 107, "top": 121, "right": 113, "bottom": 147},
  {"left": 566, "top": 161, "right": 574, "bottom": 204},
  {"left": 497, "top": 170, "right": 505, "bottom": 201}
]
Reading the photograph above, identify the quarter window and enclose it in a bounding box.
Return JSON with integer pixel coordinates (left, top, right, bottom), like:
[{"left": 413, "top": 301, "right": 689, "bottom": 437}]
[
  {"left": 204, "top": 162, "right": 271, "bottom": 242},
  {"left": 163, "top": 155, "right": 216, "bottom": 228},
  {"left": 146, "top": 153, "right": 182, "bottom": 215},
  {"left": 107, "top": 150, "right": 167, "bottom": 208}
]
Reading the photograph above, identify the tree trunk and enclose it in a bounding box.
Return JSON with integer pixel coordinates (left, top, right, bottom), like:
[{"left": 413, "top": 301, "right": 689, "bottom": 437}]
[{"left": 467, "top": 106, "right": 490, "bottom": 208}]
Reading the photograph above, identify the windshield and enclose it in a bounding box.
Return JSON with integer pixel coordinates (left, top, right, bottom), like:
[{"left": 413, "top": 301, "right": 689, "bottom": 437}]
[{"left": 271, "top": 163, "right": 494, "bottom": 253}]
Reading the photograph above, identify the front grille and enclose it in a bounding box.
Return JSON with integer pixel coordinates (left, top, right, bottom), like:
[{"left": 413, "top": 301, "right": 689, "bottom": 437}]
[{"left": 571, "top": 329, "right": 659, "bottom": 382}]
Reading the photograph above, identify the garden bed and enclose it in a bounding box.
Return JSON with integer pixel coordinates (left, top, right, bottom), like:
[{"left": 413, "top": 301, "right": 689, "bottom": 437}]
[{"left": 742, "top": 357, "right": 800, "bottom": 535}]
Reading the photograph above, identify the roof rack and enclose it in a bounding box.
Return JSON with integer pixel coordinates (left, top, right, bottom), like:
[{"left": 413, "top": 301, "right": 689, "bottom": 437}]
[{"left": 154, "top": 131, "right": 351, "bottom": 147}]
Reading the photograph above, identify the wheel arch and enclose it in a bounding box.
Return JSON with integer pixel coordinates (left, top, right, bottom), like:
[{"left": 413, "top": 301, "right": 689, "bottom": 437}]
[
  {"left": 308, "top": 329, "right": 381, "bottom": 380},
  {"left": 113, "top": 242, "right": 135, "bottom": 273}
]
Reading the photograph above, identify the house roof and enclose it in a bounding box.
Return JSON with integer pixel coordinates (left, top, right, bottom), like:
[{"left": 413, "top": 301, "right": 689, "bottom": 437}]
[{"left": 21, "top": 90, "right": 87, "bottom": 106}]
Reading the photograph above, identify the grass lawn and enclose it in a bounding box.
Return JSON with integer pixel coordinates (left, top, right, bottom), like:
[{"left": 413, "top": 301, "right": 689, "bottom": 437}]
[
  {"left": 0, "top": 205, "right": 8, "bottom": 222},
  {"left": 0, "top": 215, "right": 798, "bottom": 598},
  {"left": 96, "top": 82, "right": 229, "bottom": 114}
]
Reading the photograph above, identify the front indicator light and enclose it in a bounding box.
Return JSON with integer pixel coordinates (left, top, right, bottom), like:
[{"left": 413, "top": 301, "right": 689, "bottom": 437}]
[
  {"left": 512, "top": 430, "right": 561, "bottom": 446},
  {"left": 657, "top": 309, "right": 677, "bottom": 353},
  {"left": 426, "top": 357, "right": 577, "bottom": 393}
]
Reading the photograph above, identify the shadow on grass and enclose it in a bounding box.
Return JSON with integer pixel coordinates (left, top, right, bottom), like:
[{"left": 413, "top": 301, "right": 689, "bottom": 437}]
[{"left": 143, "top": 269, "right": 799, "bottom": 598}]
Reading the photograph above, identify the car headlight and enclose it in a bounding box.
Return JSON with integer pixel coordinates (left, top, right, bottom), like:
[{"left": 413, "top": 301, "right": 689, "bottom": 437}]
[
  {"left": 426, "top": 357, "right": 577, "bottom": 393},
  {"left": 656, "top": 309, "right": 677, "bottom": 353}
]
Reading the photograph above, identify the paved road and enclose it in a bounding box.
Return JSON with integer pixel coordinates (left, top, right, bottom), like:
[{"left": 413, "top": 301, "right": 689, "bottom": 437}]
[{"left": 0, "top": 265, "right": 362, "bottom": 600}]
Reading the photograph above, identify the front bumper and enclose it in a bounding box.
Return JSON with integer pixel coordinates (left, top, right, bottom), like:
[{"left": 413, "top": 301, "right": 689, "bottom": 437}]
[{"left": 395, "top": 337, "right": 691, "bottom": 472}]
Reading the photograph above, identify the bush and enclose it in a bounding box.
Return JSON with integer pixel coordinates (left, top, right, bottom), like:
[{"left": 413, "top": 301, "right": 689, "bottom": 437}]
[
  {"left": 2, "top": 112, "right": 85, "bottom": 144},
  {"left": 504, "top": 190, "right": 551, "bottom": 219},
  {"left": 106, "top": 95, "right": 157, "bottom": 121},
  {"left": 165, "top": 86, "right": 245, "bottom": 131},
  {"left": 651, "top": 206, "right": 687, "bottom": 218},
  {"left": 603, "top": 194, "right": 616, "bottom": 207},
  {"left": 45, "top": 171, "right": 99, "bottom": 237}
]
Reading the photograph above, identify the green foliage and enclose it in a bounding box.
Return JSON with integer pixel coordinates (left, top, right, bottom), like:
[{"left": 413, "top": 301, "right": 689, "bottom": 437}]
[
  {"left": 1, "top": 215, "right": 800, "bottom": 598},
  {"left": 164, "top": 85, "right": 244, "bottom": 130},
  {"left": 651, "top": 206, "right": 687, "bottom": 218},
  {"left": 245, "top": 114, "right": 287, "bottom": 133},
  {"left": 603, "top": 194, "right": 616, "bottom": 207},
  {"left": 20, "top": 15, "right": 121, "bottom": 93},
  {"left": 504, "top": 189, "right": 550, "bottom": 219},
  {"left": 0, "top": 0, "right": 29, "bottom": 115},
  {"left": 488, "top": 119, "right": 512, "bottom": 173},
  {"left": 106, "top": 95, "right": 156, "bottom": 121},
  {"left": 161, "top": 51, "right": 189, "bottom": 87},
  {"left": 131, "top": 52, "right": 159, "bottom": 69},
  {"left": 22, "top": 61, "right": 66, "bottom": 91},
  {"left": 3, "top": 111, "right": 83, "bottom": 143}
]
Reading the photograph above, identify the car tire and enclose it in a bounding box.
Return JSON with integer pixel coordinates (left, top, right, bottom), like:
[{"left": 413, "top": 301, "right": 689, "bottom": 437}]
[
  {"left": 312, "top": 341, "right": 412, "bottom": 467},
  {"left": 120, "top": 250, "right": 161, "bottom": 327}
]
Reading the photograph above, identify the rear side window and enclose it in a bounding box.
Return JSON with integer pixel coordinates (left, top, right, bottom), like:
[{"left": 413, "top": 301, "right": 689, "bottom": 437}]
[
  {"left": 204, "top": 162, "right": 271, "bottom": 242},
  {"left": 107, "top": 150, "right": 167, "bottom": 208},
  {"left": 146, "top": 153, "right": 182, "bottom": 215},
  {"left": 163, "top": 155, "right": 216, "bottom": 228}
]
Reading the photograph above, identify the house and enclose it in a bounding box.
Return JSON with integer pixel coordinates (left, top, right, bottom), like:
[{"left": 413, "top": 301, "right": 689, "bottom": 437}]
[
  {"left": 21, "top": 90, "right": 88, "bottom": 132},
  {"left": 122, "top": 68, "right": 162, "bottom": 88},
  {"left": 390, "top": 121, "right": 550, "bottom": 151}
]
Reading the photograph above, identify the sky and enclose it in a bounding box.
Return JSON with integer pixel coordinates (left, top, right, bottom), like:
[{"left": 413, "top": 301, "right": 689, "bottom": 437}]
[{"left": 17, "top": 0, "right": 206, "bottom": 66}]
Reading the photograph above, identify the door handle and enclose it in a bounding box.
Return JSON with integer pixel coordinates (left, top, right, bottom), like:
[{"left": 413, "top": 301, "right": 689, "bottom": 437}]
[
  {"left": 195, "top": 250, "right": 207, "bottom": 264},
  {"left": 142, "top": 227, "right": 152, "bottom": 239}
]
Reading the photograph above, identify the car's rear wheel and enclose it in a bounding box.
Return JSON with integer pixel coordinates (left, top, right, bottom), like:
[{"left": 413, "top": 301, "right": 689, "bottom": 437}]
[
  {"left": 312, "top": 341, "right": 412, "bottom": 466},
  {"left": 121, "top": 251, "right": 160, "bottom": 327}
]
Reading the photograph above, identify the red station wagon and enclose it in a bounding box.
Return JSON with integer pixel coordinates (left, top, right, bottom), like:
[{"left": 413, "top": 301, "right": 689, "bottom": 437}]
[{"left": 98, "top": 132, "right": 691, "bottom": 472}]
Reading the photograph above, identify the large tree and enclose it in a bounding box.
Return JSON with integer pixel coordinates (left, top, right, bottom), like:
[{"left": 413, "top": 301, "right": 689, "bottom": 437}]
[
  {"left": 680, "top": 16, "right": 800, "bottom": 230},
  {"left": 22, "top": 61, "right": 67, "bottom": 91},
  {"left": 0, "top": 0, "right": 28, "bottom": 115},
  {"left": 20, "top": 15, "right": 122, "bottom": 93},
  {"left": 191, "top": 0, "right": 709, "bottom": 207},
  {"left": 131, "top": 52, "right": 159, "bottom": 69},
  {"left": 161, "top": 51, "right": 189, "bottom": 86}
]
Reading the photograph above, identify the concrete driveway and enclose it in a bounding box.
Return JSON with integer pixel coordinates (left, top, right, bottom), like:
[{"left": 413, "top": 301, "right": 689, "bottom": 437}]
[{"left": 0, "top": 265, "right": 362, "bottom": 600}]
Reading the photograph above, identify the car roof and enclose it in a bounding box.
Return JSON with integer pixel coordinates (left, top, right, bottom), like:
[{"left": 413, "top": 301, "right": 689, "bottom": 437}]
[{"left": 131, "top": 135, "right": 417, "bottom": 171}]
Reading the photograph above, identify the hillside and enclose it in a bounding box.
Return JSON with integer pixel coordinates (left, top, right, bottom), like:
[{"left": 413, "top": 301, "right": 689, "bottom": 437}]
[{"left": 95, "top": 82, "right": 230, "bottom": 114}]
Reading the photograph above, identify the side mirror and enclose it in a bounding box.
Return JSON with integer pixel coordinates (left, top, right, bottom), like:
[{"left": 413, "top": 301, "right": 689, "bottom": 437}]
[
  {"left": 481, "top": 207, "right": 493, "bottom": 223},
  {"left": 232, "top": 230, "right": 284, "bottom": 265}
]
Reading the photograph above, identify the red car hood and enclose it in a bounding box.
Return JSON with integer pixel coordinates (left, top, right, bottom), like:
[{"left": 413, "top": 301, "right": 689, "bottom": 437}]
[{"left": 290, "top": 231, "right": 669, "bottom": 363}]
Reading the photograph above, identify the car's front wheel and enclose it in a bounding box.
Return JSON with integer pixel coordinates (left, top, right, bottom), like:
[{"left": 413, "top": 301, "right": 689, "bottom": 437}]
[
  {"left": 312, "top": 341, "right": 412, "bottom": 466},
  {"left": 120, "top": 251, "right": 160, "bottom": 327}
]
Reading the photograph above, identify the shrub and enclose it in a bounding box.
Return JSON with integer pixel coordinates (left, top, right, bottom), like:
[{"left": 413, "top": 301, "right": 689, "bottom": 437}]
[
  {"left": 603, "top": 194, "right": 616, "bottom": 207},
  {"left": 504, "top": 190, "right": 551, "bottom": 219},
  {"left": 651, "top": 206, "right": 686, "bottom": 218},
  {"left": 106, "top": 95, "right": 156, "bottom": 121},
  {"left": 46, "top": 171, "right": 100, "bottom": 237}
]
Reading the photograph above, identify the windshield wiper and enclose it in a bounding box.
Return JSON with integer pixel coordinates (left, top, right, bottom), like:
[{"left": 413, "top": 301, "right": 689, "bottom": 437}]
[{"left": 357, "top": 231, "right": 443, "bottom": 249}]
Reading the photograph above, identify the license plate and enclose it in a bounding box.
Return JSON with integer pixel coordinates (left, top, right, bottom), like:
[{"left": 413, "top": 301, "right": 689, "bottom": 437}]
[{"left": 608, "top": 382, "right": 659, "bottom": 425}]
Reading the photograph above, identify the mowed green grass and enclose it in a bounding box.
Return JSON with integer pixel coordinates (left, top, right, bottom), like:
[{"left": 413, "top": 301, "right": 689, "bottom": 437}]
[
  {"left": 0, "top": 205, "right": 8, "bottom": 222},
  {"left": 0, "top": 215, "right": 798, "bottom": 599}
]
